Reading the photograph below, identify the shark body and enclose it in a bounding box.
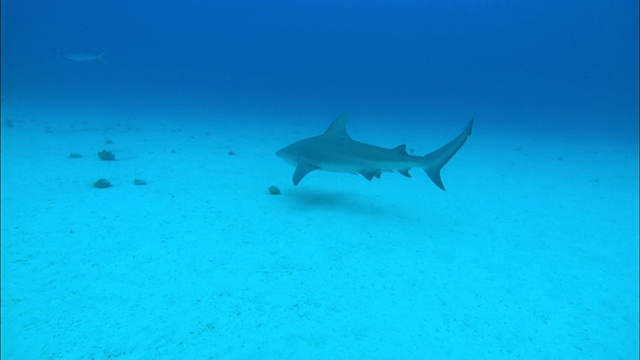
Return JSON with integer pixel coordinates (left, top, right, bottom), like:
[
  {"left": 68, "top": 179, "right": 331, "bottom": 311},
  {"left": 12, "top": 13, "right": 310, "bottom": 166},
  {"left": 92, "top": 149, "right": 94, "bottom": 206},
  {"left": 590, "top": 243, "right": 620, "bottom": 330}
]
[{"left": 276, "top": 113, "right": 473, "bottom": 190}]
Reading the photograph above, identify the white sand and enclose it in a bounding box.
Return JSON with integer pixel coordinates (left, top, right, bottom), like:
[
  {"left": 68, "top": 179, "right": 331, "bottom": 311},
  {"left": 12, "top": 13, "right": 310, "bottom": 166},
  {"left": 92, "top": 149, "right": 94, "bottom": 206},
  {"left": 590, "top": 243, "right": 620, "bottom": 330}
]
[{"left": 1, "top": 102, "right": 638, "bottom": 358}]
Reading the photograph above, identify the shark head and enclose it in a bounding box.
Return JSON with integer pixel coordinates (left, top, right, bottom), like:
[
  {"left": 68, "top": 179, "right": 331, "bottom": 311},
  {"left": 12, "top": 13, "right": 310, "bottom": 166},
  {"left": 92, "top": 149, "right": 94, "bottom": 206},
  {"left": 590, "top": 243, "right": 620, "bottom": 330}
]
[{"left": 275, "top": 145, "right": 299, "bottom": 167}]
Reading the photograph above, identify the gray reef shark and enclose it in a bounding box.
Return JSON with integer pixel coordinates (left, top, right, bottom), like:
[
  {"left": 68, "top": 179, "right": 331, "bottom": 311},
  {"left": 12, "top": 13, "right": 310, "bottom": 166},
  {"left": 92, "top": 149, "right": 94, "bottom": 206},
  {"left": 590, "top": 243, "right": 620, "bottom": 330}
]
[{"left": 276, "top": 113, "right": 473, "bottom": 190}]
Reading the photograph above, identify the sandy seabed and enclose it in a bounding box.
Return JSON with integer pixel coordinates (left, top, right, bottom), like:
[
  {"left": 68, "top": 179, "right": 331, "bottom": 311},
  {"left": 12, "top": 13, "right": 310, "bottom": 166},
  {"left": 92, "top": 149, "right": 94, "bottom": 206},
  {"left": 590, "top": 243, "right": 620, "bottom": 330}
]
[{"left": 1, "top": 102, "right": 638, "bottom": 359}]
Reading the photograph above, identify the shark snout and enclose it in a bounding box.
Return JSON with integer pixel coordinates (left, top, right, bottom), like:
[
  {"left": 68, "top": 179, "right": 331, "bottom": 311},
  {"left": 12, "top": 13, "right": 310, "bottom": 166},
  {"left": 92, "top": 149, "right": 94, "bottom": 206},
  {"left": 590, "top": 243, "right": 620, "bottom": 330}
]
[{"left": 275, "top": 147, "right": 297, "bottom": 166}]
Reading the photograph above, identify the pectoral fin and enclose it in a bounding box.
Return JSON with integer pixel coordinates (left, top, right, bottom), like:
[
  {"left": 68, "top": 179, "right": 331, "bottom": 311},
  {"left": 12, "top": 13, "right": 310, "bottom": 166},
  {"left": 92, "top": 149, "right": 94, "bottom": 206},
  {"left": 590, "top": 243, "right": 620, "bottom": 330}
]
[{"left": 292, "top": 163, "right": 319, "bottom": 186}]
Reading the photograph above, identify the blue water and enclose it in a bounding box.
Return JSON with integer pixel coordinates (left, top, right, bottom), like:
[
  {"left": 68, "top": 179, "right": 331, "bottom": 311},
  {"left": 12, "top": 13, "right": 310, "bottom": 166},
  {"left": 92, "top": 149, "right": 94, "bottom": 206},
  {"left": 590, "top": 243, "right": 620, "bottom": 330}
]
[{"left": 1, "top": 0, "right": 638, "bottom": 358}]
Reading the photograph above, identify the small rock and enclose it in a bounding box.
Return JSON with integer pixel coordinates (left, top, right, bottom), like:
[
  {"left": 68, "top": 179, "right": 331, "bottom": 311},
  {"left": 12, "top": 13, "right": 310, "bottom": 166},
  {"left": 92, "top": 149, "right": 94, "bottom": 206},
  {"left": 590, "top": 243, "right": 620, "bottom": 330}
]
[
  {"left": 133, "top": 179, "right": 147, "bottom": 186},
  {"left": 268, "top": 185, "right": 281, "bottom": 195},
  {"left": 97, "top": 150, "right": 116, "bottom": 161},
  {"left": 69, "top": 153, "right": 83, "bottom": 159},
  {"left": 93, "top": 178, "right": 112, "bottom": 189}
]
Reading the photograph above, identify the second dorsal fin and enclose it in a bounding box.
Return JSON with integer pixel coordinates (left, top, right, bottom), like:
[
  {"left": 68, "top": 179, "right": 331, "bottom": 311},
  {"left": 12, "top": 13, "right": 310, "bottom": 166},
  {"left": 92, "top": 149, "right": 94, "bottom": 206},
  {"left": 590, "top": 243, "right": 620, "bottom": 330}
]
[{"left": 392, "top": 144, "right": 409, "bottom": 155}]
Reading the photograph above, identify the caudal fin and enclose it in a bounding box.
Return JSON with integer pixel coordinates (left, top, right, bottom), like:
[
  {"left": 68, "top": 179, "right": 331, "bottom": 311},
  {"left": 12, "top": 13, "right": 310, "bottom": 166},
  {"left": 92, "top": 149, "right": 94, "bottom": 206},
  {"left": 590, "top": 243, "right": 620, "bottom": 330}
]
[
  {"left": 423, "top": 119, "right": 473, "bottom": 190},
  {"left": 97, "top": 53, "right": 106, "bottom": 62}
]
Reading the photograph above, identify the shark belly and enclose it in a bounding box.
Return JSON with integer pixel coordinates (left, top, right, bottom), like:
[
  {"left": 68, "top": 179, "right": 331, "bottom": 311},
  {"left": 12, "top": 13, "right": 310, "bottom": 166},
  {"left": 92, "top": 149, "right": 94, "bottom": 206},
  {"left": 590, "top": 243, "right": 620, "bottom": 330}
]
[
  {"left": 318, "top": 159, "right": 403, "bottom": 173},
  {"left": 316, "top": 156, "right": 422, "bottom": 181}
]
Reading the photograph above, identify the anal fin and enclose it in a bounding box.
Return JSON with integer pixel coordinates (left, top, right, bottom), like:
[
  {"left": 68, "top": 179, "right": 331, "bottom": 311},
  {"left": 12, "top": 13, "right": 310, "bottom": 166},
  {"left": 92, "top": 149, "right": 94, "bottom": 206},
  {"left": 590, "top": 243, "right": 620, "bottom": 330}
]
[{"left": 398, "top": 169, "right": 412, "bottom": 178}]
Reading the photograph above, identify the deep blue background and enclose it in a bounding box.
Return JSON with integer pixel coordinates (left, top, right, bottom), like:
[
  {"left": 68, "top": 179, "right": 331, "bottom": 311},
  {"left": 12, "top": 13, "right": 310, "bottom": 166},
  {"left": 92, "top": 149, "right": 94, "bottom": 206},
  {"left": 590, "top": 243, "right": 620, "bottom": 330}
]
[{"left": 2, "top": 0, "right": 638, "bottom": 136}]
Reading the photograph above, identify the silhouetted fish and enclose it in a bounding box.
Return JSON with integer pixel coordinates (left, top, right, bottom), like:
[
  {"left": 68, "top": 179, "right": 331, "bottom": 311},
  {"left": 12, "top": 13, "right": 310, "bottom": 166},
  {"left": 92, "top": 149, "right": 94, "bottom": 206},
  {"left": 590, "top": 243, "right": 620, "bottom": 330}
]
[{"left": 65, "top": 52, "right": 105, "bottom": 62}]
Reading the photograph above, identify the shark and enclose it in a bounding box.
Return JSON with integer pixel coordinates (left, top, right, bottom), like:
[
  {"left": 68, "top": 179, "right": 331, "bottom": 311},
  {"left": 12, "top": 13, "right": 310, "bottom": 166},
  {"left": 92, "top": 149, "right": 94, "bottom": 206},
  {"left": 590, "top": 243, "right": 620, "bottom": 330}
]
[{"left": 276, "top": 113, "right": 473, "bottom": 190}]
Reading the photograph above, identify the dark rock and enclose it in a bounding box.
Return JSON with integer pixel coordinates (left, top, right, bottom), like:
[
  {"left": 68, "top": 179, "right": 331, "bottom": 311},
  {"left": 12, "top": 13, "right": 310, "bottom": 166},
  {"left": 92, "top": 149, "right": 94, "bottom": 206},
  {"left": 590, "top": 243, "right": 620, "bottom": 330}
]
[
  {"left": 97, "top": 150, "right": 116, "bottom": 161},
  {"left": 268, "top": 185, "right": 281, "bottom": 195},
  {"left": 93, "top": 178, "right": 112, "bottom": 189}
]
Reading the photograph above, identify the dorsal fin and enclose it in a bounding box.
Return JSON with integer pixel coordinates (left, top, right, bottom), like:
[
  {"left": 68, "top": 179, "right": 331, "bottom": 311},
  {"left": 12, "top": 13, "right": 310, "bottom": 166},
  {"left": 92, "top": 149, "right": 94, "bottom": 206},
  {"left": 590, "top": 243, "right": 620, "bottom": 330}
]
[
  {"left": 392, "top": 144, "right": 409, "bottom": 155},
  {"left": 322, "top": 113, "right": 350, "bottom": 139}
]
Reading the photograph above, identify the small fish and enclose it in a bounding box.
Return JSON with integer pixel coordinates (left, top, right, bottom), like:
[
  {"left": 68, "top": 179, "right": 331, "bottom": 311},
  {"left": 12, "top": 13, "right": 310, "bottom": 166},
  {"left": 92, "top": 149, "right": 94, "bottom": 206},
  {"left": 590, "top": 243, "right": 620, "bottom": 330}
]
[{"left": 65, "top": 52, "right": 105, "bottom": 62}]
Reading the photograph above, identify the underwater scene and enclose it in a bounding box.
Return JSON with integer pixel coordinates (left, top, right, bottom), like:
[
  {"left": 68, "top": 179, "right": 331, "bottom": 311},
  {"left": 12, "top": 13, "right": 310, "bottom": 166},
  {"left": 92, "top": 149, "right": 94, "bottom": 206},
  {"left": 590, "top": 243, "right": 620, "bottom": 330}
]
[{"left": 1, "top": 0, "right": 638, "bottom": 358}]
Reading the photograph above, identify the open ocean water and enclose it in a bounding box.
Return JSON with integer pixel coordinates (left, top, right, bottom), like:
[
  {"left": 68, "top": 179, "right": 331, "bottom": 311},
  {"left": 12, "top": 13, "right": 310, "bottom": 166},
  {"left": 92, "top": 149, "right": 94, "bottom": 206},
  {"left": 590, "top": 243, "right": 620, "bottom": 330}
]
[{"left": 1, "top": 0, "right": 638, "bottom": 359}]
